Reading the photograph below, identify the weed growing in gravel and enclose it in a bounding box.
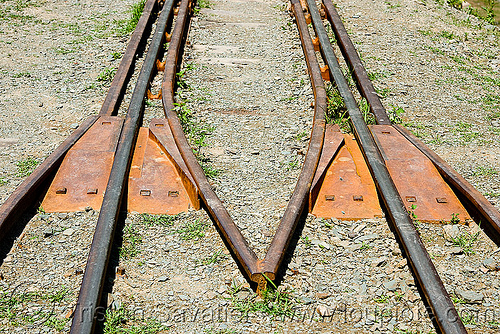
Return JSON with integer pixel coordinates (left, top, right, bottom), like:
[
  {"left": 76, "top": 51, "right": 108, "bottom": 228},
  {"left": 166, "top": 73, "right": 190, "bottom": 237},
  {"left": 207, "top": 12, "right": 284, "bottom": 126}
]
[
  {"left": 193, "top": 0, "right": 211, "bottom": 14},
  {"left": 11, "top": 71, "right": 31, "bottom": 78},
  {"left": 229, "top": 277, "right": 299, "bottom": 320},
  {"left": 120, "top": 224, "right": 142, "bottom": 259},
  {"left": 375, "top": 87, "right": 391, "bottom": 98},
  {"left": 117, "top": 0, "right": 146, "bottom": 36},
  {"left": 197, "top": 249, "right": 226, "bottom": 266},
  {"left": 447, "top": 0, "right": 463, "bottom": 9},
  {"left": 359, "top": 98, "right": 376, "bottom": 125},
  {"left": 460, "top": 311, "right": 478, "bottom": 325},
  {"left": 140, "top": 213, "right": 176, "bottom": 227},
  {"left": 286, "top": 158, "right": 299, "bottom": 171},
  {"left": 0, "top": 286, "right": 70, "bottom": 330},
  {"left": 373, "top": 294, "right": 390, "bottom": 303},
  {"left": 409, "top": 204, "right": 421, "bottom": 232},
  {"left": 111, "top": 51, "right": 121, "bottom": 60},
  {"left": 368, "top": 70, "right": 392, "bottom": 81},
  {"left": 472, "top": 166, "right": 499, "bottom": 177},
  {"left": 0, "top": 177, "right": 7, "bottom": 186},
  {"left": 174, "top": 219, "right": 209, "bottom": 240},
  {"left": 325, "top": 84, "right": 350, "bottom": 131},
  {"left": 450, "top": 213, "right": 461, "bottom": 224},
  {"left": 103, "top": 305, "right": 167, "bottom": 334},
  {"left": 200, "top": 160, "right": 220, "bottom": 178},
  {"left": 451, "top": 294, "right": 467, "bottom": 304},
  {"left": 97, "top": 67, "right": 117, "bottom": 83},
  {"left": 15, "top": 157, "right": 39, "bottom": 178},
  {"left": 360, "top": 241, "right": 372, "bottom": 250},
  {"left": 450, "top": 227, "right": 480, "bottom": 255},
  {"left": 388, "top": 105, "right": 405, "bottom": 124},
  {"left": 300, "top": 235, "right": 312, "bottom": 248},
  {"left": 295, "top": 131, "right": 308, "bottom": 141}
]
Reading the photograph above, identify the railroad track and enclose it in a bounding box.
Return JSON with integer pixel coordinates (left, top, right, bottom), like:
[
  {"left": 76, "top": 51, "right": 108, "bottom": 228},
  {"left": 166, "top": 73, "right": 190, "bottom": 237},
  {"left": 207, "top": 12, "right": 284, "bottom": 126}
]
[{"left": 0, "top": 0, "right": 499, "bottom": 333}]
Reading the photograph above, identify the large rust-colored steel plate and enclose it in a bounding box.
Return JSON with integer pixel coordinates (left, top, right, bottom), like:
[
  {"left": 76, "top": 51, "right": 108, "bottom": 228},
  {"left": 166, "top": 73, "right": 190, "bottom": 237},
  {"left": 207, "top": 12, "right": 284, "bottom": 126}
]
[
  {"left": 41, "top": 116, "right": 124, "bottom": 212},
  {"left": 127, "top": 124, "right": 199, "bottom": 214},
  {"left": 311, "top": 132, "right": 383, "bottom": 220},
  {"left": 371, "top": 125, "right": 470, "bottom": 222}
]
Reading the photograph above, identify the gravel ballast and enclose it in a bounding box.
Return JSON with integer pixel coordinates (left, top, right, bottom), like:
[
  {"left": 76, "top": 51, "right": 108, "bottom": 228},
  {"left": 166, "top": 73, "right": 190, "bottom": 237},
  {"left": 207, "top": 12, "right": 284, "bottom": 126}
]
[{"left": 1, "top": 0, "right": 499, "bottom": 333}]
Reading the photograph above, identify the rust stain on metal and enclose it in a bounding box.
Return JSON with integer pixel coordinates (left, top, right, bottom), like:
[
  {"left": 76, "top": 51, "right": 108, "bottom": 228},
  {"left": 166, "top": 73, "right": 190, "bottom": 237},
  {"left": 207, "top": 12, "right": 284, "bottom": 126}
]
[
  {"left": 127, "top": 123, "right": 199, "bottom": 214},
  {"left": 371, "top": 125, "right": 470, "bottom": 222},
  {"left": 41, "top": 116, "right": 123, "bottom": 212},
  {"left": 311, "top": 127, "right": 383, "bottom": 220}
]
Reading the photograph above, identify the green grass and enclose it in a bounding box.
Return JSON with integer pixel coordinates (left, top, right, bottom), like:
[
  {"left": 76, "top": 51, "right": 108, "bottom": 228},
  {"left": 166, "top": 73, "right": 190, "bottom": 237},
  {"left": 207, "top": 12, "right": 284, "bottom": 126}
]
[
  {"left": 197, "top": 249, "right": 226, "bottom": 266},
  {"left": 103, "top": 305, "right": 167, "bottom": 334},
  {"left": 140, "top": 214, "right": 176, "bottom": 227},
  {"left": 388, "top": 104, "right": 405, "bottom": 124},
  {"left": 373, "top": 294, "right": 390, "bottom": 303},
  {"left": 229, "top": 278, "right": 299, "bottom": 320},
  {"left": 325, "top": 84, "right": 350, "bottom": 131},
  {"left": 15, "top": 157, "right": 39, "bottom": 177},
  {"left": 472, "top": 166, "right": 499, "bottom": 177},
  {"left": 0, "top": 286, "right": 70, "bottom": 330},
  {"left": 368, "top": 70, "right": 392, "bottom": 81},
  {"left": 97, "top": 67, "right": 116, "bottom": 83},
  {"left": 0, "top": 177, "right": 7, "bottom": 185},
  {"left": 300, "top": 235, "right": 312, "bottom": 248},
  {"left": 194, "top": 0, "right": 211, "bottom": 14},
  {"left": 120, "top": 224, "right": 142, "bottom": 259},
  {"left": 173, "top": 219, "right": 209, "bottom": 241},
  {"left": 450, "top": 228, "right": 480, "bottom": 255},
  {"left": 118, "top": 0, "right": 146, "bottom": 35}
]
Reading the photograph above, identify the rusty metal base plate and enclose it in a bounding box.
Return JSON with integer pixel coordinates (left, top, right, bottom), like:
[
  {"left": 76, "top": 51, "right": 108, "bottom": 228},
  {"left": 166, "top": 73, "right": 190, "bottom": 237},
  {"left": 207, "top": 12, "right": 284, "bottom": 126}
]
[
  {"left": 310, "top": 125, "right": 383, "bottom": 220},
  {"left": 41, "top": 117, "right": 199, "bottom": 214},
  {"left": 127, "top": 119, "right": 199, "bottom": 214},
  {"left": 371, "top": 125, "right": 470, "bottom": 223},
  {"left": 41, "top": 116, "right": 123, "bottom": 212}
]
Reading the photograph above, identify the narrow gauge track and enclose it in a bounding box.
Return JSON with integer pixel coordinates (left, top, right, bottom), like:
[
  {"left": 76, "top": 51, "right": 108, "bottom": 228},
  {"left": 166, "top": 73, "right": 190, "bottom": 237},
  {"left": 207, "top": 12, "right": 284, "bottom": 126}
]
[{"left": 0, "top": 0, "right": 499, "bottom": 333}]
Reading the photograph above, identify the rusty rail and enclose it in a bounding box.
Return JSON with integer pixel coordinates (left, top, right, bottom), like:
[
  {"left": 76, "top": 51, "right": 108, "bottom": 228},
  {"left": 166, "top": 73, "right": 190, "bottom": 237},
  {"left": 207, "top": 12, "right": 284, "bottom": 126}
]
[
  {"left": 308, "top": 0, "right": 466, "bottom": 332},
  {"left": 70, "top": 1, "right": 176, "bottom": 332}
]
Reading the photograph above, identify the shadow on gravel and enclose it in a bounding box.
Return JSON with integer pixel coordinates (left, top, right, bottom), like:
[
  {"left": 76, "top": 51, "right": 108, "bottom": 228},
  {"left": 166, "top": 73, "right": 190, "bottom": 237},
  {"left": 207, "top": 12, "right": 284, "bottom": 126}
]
[{"left": 0, "top": 208, "right": 38, "bottom": 266}]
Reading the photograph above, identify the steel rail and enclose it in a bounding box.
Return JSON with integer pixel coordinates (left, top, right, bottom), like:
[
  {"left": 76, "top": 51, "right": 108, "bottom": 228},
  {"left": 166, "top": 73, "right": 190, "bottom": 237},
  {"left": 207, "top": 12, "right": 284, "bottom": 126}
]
[
  {"left": 161, "top": 0, "right": 261, "bottom": 282},
  {"left": 0, "top": 0, "right": 159, "bottom": 244},
  {"left": 260, "top": 0, "right": 327, "bottom": 279},
  {"left": 99, "top": 0, "right": 158, "bottom": 116},
  {"left": 321, "top": 0, "right": 500, "bottom": 241},
  {"left": 70, "top": 1, "right": 176, "bottom": 333},
  {"left": 321, "top": 0, "right": 390, "bottom": 125},
  {"left": 307, "top": 0, "right": 466, "bottom": 332}
]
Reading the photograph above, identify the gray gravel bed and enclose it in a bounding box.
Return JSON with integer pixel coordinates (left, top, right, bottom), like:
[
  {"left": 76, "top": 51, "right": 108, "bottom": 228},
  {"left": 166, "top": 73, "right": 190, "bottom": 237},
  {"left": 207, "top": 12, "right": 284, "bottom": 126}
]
[{"left": 0, "top": 0, "right": 499, "bottom": 333}]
